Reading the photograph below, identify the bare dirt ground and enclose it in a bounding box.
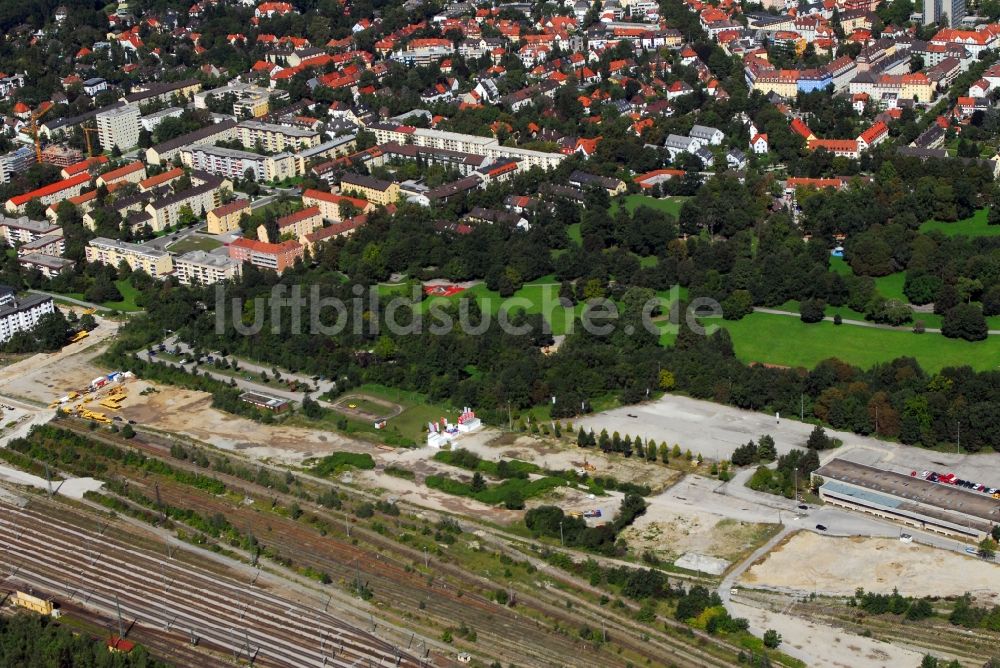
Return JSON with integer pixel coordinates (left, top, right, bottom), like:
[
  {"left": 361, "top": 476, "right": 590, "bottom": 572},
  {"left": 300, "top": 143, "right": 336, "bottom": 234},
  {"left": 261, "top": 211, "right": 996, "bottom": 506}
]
[
  {"left": 455, "top": 430, "right": 683, "bottom": 491},
  {"left": 353, "top": 466, "right": 522, "bottom": 523},
  {"left": 740, "top": 531, "right": 1000, "bottom": 598},
  {"left": 621, "top": 512, "right": 780, "bottom": 565},
  {"left": 118, "top": 383, "right": 366, "bottom": 464},
  {"left": 1, "top": 322, "right": 121, "bottom": 405},
  {"left": 728, "top": 599, "right": 924, "bottom": 668},
  {"left": 329, "top": 393, "right": 403, "bottom": 421}
]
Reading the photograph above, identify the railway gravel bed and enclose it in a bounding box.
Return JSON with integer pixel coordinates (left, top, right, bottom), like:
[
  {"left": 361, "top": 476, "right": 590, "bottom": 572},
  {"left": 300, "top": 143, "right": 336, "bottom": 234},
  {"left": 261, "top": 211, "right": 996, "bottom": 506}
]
[
  {"left": 44, "top": 421, "right": 751, "bottom": 666},
  {"left": 0, "top": 500, "right": 421, "bottom": 668}
]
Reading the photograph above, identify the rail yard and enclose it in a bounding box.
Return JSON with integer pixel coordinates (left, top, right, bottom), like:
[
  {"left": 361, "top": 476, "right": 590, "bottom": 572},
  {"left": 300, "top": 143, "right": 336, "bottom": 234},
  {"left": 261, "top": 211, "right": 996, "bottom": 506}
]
[
  {"left": 0, "top": 498, "right": 422, "bottom": 668},
  {"left": 0, "top": 418, "right": 755, "bottom": 668}
]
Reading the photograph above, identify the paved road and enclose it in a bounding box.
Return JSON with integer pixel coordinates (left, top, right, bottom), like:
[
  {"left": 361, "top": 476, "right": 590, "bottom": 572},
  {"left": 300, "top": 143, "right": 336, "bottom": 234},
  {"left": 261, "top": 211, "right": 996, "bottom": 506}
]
[
  {"left": 754, "top": 306, "right": 1000, "bottom": 336},
  {"left": 251, "top": 194, "right": 277, "bottom": 210},
  {"left": 138, "top": 336, "right": 338, "bottom": 403},
  {"left": 142, "top": 222, "right": 207, "bottom": 252}
]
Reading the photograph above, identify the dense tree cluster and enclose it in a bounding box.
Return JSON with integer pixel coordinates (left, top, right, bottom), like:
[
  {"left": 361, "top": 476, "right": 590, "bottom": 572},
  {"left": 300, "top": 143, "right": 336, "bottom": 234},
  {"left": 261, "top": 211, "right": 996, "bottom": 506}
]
[
  {"left": 525, "top": 494, "right": 647, "bottom": 556},
  {"left": 0, "top": 612, "right": 165, "bottom": 667}
]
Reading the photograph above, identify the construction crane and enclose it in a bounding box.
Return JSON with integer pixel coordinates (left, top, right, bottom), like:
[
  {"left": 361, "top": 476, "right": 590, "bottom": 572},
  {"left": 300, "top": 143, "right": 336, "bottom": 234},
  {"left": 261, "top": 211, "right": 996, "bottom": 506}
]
[
  {"left": 28, "top": 104, "right": 52, "bottom": 163},
  {"left": 82, "top": 125, "right": 99, "bottom": 157}
]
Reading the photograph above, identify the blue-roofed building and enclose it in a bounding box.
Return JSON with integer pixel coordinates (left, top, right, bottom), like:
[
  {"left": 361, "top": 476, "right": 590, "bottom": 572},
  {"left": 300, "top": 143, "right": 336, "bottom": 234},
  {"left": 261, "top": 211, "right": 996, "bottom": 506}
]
[{"left": 797, "top": 68, "right": 833, "bottom": 94}]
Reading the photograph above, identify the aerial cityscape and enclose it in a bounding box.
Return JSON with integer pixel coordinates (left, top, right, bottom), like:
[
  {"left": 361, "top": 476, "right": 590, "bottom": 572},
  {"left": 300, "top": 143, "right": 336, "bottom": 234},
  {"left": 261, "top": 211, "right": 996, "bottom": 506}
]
[{"left": 0, "top": 0, "right": 999, "bottom": 666}]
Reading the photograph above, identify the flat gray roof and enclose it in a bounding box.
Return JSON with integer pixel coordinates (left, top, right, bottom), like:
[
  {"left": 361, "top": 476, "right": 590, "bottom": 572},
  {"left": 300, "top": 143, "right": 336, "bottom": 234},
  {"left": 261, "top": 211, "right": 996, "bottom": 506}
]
[
  {"left": 816, "top": 459, "right": 1000, "bottom": 525},
  {"left": 238, "top": 120, "right": 318, "bottom": 138}
]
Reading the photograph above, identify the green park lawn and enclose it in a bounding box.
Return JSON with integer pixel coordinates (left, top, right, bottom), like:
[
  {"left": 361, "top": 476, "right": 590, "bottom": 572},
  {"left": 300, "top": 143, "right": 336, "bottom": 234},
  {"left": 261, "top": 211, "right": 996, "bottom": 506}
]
[
  {"left": 419, "top": 278, "right": 684, "bottom": 337},
  {"left": 104, "top": 279, "right": 143, "bottom": 312},
  {"left": 610, "top": 194, "right": 687, "bottom": 218},
  {"left": 828, "top": 256, "right": 852, "bottom": 275},
  {"left": 354, "top": 384, "right": 456, "bottom": 442},
  {"left": 920, "top": 209, "right": 1000, "bottom": 237},
  {"left": 59, "top": 279, "right": 142, "bottom": 312},
  {"left": 712, "top": 312, "right": 1000, "bottom": 373},
  {"left": 873, "top": 271, "right": 907, "bottom": 303},
  {"left": 567, "top": 223, "right": 582, "bottom": 244},
  {"left": 166, "top": 236, "right": 223, "bottom": 253}
]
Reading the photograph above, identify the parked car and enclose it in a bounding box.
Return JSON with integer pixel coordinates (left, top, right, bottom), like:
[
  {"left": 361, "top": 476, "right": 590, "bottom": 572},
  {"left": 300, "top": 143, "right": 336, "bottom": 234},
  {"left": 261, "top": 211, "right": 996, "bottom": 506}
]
[
  {"left": 797, "top": 504, "right": 808, "bottom": 510},
  {"left": 815, "top": 524, "right": 827, "bottom": 531}
]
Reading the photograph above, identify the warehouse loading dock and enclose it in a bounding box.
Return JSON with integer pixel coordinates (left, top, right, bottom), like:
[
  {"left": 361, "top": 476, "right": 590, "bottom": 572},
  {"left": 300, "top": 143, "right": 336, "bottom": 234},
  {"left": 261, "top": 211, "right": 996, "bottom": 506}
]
[{"left": 814, "top": 459, "right": 1000, "bottom": 540}]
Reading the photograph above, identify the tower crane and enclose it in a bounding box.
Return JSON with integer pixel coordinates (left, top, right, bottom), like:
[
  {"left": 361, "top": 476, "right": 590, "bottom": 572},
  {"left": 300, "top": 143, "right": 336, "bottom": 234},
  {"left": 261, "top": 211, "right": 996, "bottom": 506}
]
[{"left": 28, "top": 104, "right": 53, "bottom": 163}]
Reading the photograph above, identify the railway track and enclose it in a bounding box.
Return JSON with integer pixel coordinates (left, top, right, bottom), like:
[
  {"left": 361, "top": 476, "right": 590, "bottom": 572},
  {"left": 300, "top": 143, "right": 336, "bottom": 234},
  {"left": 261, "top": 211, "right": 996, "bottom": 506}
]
[
  {"left": 126, "top": 471, "right": 623, "bottom": 667},
  {"left": 53, "top": 422, "right": 746, "bottom": 666},
  {"left": 0, "top": 500, "right": 422, "bottom": 668},
  {"left": 0, "top": 589, "right": 237, "bottom": 668}
]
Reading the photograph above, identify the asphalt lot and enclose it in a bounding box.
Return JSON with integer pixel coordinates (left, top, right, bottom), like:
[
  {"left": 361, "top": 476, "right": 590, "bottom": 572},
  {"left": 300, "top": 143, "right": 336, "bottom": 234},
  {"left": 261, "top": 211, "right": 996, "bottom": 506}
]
[{"left": 579, "top": 393, "right": 1000, "bottom": 486}]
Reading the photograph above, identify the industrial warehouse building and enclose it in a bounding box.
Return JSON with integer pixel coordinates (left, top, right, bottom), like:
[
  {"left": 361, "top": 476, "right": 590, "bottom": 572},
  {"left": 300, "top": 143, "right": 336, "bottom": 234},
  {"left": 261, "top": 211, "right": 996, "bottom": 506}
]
[{"left": 814, "top": 459, "right": 1000, "bottom": 540}]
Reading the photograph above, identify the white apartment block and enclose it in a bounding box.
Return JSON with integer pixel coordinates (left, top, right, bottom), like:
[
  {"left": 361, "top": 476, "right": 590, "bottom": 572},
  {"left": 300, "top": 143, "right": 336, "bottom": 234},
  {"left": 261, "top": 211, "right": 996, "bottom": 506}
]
[
  {"left": 180, "top": 145, "right": 297, "bottom": 182},
  {"left": 0, "top": 293, "right": 55, "bottom": 343},
  {"left": 0, "top": 146, "right": 36, "bottom": 184},
  {"left": 368, "top": 125, "right": 565, "bottom": 171},
  {"left": 140, "top": 106, "right": 184, "bottom": 132},
  {"left": 96, "top": 104, "right": 141, "bottom": 153},
  {"left": 174, "top": 250, "right": 242, "bottom": 285},
  {"left": 143, "top": 178, "right": 229, "bottom": 233},
  {"left": 85, "top": 237, "right": 174, "bottom": 277},
  {"left": 0, "top": 216, "right": 61, "bottom": 246},
  {"left": 236, "top": 121, "right": 321, "bottom": 153}
]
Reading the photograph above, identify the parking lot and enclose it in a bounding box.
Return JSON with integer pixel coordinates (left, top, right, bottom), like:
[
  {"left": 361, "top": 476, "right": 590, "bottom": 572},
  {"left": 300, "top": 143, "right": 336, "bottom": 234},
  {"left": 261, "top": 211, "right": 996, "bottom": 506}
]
[{"left": 580, "top": 394, "right": 1000, "bottom": 484}]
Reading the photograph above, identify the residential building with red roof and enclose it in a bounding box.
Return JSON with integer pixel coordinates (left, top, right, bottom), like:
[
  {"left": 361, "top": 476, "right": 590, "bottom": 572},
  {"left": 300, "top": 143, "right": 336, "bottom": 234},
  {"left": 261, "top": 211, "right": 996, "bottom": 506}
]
[
  {"left": 228, "top": 237, "right": 303, "bottom": 273},
  {"left": 60, "top": 156, "right": 109, "bottom": 179},
  {"left": 96, "top": 160, "right": 147, "bottom": 187},
  {"left": 856, "top": 121, "right": 889, "bottom": 150},
  {"left": 139, "top": 167, "right": 184, "bottom": 192},
  {"left": 6, "top": 173, "right": 91, "bottom": 213},
  {"left": 808, "top": 138, "right": 860, "bottom": 158},
  {"left": 302, "top": 189, "right": 374, "bottom": 222},
  {"left": 207, "top": 199, "right": 251, "bottom": 234}
]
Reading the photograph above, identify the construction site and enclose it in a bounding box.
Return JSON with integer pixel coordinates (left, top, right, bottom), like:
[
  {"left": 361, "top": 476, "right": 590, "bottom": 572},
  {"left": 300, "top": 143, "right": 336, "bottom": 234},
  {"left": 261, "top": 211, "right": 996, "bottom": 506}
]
[{"left": 47, "top": 371, "right": 135, "bottom": 425}]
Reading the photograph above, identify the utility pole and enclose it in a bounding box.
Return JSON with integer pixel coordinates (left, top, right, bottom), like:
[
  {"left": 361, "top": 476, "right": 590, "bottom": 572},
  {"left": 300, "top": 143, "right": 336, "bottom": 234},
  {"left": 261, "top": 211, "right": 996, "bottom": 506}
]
[
  {"left": 957, "top": 421, "right": 961, "bottom": 454},
  {"left": 559, "top": 520, "right": 564, "bottom": 547},
  {"left": 114, "top": 595, "right": 125, "bottom": 642},
  {"left": 800, "top": 394, "right": 803, "bottom": 421}
]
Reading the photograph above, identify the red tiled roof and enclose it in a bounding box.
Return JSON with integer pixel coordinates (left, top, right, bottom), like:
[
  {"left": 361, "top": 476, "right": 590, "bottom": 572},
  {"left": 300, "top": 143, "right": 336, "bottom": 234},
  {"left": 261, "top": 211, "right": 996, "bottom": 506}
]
[
  {"left": 230, "top": 237, "right": 301, "bottom": 253},
  {"left": 786, "top": 177, "right": 844, "bottom": 189},
  {"left": 63, "top": 156, "right": 109, "bottom": 177},
  {"left": 99, "top": 161, "right": 144, "bottom": 182},
  {"left": 8, "top": 173, "right": 91, "bottom": 206},
  {"left": 303, "top": 188, "right": 369, "bottom": 209},
  {"left": 139, "top": 167, "right": 184, "bottom": 189},
  {"left": 276, "top": 206, "right": 320, "bottom": 228}
]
